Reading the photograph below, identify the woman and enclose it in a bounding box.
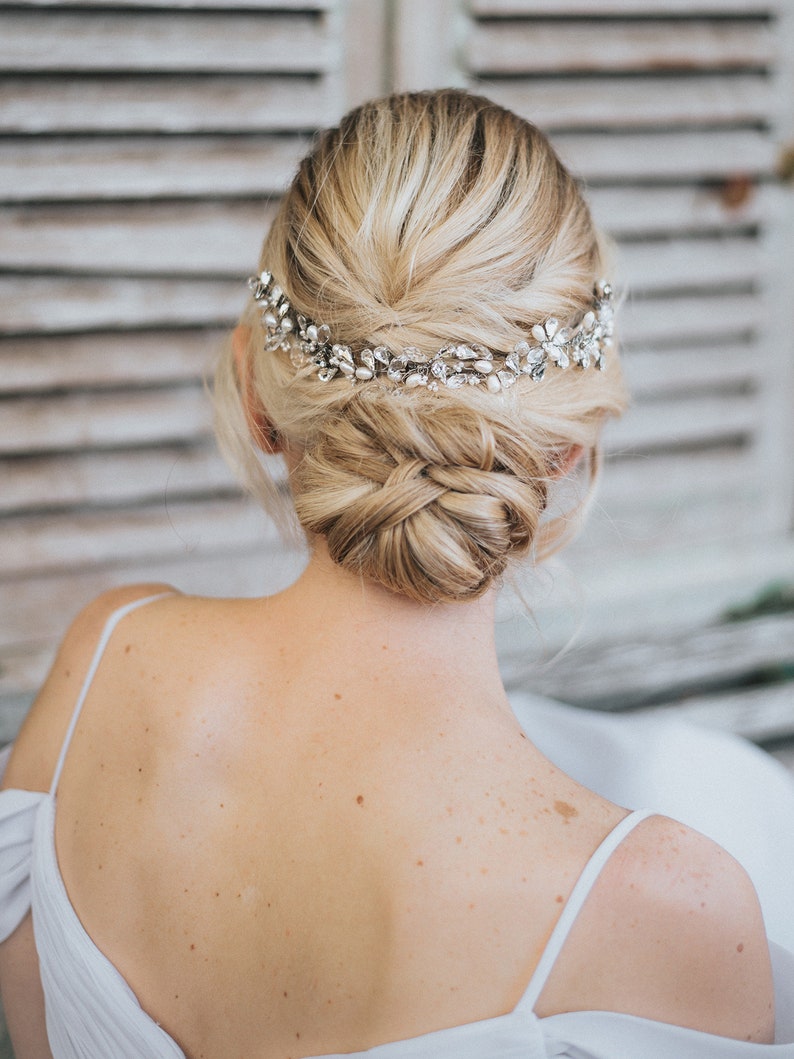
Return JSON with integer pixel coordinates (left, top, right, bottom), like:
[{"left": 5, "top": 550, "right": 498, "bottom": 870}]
[{"left": 2, "top": 89, "right": 792, "bottom": 1057}]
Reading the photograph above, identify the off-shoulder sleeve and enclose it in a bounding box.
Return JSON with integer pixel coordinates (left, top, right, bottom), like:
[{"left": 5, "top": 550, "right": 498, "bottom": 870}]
[{"left": 0, "top": 783, "right": 46, "bottom": 943}]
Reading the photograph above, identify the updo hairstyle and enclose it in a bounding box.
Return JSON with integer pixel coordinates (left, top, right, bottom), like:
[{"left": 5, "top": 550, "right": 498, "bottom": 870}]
[{"left": 215, "top": 89, "right": 626, "bottom": 604}]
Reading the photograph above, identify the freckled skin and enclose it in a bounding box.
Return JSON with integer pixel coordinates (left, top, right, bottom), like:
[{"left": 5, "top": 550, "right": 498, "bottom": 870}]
[{"left": 1, "top": 579, "right": 776, "bottom": 1057}]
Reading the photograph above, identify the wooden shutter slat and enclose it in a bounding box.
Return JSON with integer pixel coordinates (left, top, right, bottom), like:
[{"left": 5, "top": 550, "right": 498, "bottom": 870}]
[
  {"left": 600, "top": 449, "right": 754, "bottom": 506},
  {"left": 9, "top": 71, "right": 768, "bottom": 139},
  {"left": 0, "top": 447, "right": 234, "bottom": 515},
  {"left": 605, "top": 392, "right": 758, "bottom": 450},
  {"left": 577, "top": 450, "right": 764, "bottom": 552},
  {"left": 588, "top": 185, "right": 767, "bottom": 237},
  {"left": 0, "top": 136, "right": 307, "bottom": 203},
  {"left": 471, "top": 0, "right": 774, "bottom": 15},
  {"left": 623, "top": 344, "right": 760, "bottom": 396},
  {"left": 640, "top": 684, "right": 794, "bottom": 743},
  {"left": 552, "top": 129, "right": 775, "bottom": 180},
  {"left": 618, "top": 236, "right": 763, "bottom": 293},
  {"left": 1, "top": 499, "right": 271, "bottom": 578},
  {"left": 580, "top": 494, "right": 760, "bottom": 555},
  {"left": 468, "top": 20, "right": 771, "bottom": 75},
  {"left": 577, "top": 485, "right": 767, "bottom": 558},
  {"left": 621, "top": 293, "right": 761, "bottom": 344},
  {"left": 0, "top": 331, "right": 220, "bottom": 393},
  {"left": 7, "top": 0, "right": 333, "bottom": 8},
  {"left": 0, "top": 12, "right": 335, "bottom": 74},
  {"left": 0, "top": 277, "right": 239, "bottom": 333},
  {"left": 480, "top": 75, "right": 772, "bottom": 130},
  {"left": 0, "top": 203, "right": 275, "bottom": 275},
  {"left": 0, "top": 388, "right": 212, "bottom": 454},
  {"left": 0, "top": 77, "right": 335, "bottom": 135},
  {"left": 524, "top": 612, "right": 794, "bottom": 708}
]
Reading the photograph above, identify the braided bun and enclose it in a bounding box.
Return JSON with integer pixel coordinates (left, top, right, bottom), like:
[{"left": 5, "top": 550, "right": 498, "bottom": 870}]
[
  {"left": 293, "top": 395, "right": 547, "bottom": 603},
  {"left": 215, "top": 89, "right": 626, "bottom": 603}
]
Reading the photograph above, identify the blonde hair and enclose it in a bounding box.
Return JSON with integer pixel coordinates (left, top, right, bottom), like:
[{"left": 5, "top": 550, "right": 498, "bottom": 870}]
[{"left": 215, "top": 89, "right": 626, "bottom": 604}]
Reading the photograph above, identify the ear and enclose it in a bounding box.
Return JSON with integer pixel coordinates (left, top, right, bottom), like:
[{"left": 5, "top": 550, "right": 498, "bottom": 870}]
[
  {"left": 232, "top": 325, "right": 282, "bottom": 454},
  {"left": 551, "top": 444, "right": 584, "bottom": 479}
]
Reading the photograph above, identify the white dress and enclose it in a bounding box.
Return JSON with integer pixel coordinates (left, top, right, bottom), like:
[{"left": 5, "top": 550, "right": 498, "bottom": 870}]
[{"left": 1, "top": 595, "right": 793, "bottom": 1057}]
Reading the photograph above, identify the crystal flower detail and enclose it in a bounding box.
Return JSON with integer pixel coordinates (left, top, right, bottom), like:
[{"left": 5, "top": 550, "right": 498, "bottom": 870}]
[{"left": 249, "top": 272, "right": 614, "bottom": 393}]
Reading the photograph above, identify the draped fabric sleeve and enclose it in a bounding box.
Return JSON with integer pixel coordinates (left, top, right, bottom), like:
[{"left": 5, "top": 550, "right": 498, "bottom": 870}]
[
  {"left": 0, "top": 783, "right": 46, "bottom": 943},
  {"left": 1, "top": 740, "right": 46, "bottom": 942}
]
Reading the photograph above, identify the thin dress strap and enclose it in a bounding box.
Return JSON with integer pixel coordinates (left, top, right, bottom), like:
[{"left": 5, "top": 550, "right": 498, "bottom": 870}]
[
  {"left": 49, "top": 592, "right": 173, "bottom": 796},
  {"left": 517, "top": 807, "right": 655, "bottom": 1013}
]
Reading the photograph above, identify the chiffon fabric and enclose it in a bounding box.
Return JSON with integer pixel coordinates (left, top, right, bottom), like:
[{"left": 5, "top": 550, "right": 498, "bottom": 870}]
[{"left": 1, "top": 594, "right": 793, "bottom": 1057}]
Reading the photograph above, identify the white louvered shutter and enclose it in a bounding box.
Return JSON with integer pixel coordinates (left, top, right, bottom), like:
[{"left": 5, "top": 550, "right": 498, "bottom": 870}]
[
  {"left": 393, "top": 0, "right": 794, "bottom": 653},
  {"left": 2, "top": 0, "right": 793, "bottom": 735},
  {"left": 0, "top": 0, "right": 385, "bottom": 737}
]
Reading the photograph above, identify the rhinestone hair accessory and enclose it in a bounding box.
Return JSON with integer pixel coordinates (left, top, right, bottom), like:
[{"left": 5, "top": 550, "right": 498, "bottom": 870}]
[{"left": 248, "top": 271, "right": 614, "bottom": 393}]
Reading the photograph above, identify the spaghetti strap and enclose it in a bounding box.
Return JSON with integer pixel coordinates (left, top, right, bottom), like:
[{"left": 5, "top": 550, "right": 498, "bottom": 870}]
[
  {"left": 48, "top": 592, "right": 173, "bottom": 796},
  {"left": 516, "top": 807, "right": 655, "bottom": 1013}
]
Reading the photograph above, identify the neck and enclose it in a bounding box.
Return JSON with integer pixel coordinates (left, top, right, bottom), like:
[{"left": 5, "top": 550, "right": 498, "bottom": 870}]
[{"left": 274, "top": 539, "right": 511, "bottom": 715}]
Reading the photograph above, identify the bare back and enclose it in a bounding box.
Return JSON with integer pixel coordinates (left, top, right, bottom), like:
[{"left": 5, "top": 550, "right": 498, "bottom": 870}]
[{"left": 2, "top": 586, "right": 775, "bottom": 1058}]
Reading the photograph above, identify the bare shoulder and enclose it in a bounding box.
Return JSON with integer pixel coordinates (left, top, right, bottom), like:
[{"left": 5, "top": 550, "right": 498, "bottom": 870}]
[
  {"left": 2, "top": 583, "right": 177, "bottom": 793},
  {"left": 538, "top": 813, "right": 775, "bottom": 1043}
]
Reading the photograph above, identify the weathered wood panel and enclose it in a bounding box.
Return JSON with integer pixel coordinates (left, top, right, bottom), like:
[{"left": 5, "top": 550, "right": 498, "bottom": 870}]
[
  {"left": 0, "top": 388, "right": 212, "bottom": 454},
  {"left": 552, "top": 130, "right": 776, "bottom": 181},
  {"left": 0, "top": 330, "right": 221, "bottom": 393},
  {"left": 604, "top": 393, "right": 758, "bottom": 451},
  {"left": 587, "top": 185, "right": 767, "bottom": 237},
  {"left": 468, "top": 19, "right": 772, "bottom": 75},
  {"left": 620, "top": 294, "right": 761, "bottom": 345},
  {"left": 0, "top": 447, "right": 236, "bottom": 514},
  {"left": 8, "top": 0, "right": 332, "bottom": 8},
  {"left": 0, "top": 77, "right": 337, "bottom": 135},
  {"left": 597, "top": 449, "right": 757, "bottom": 512},
  {"left": 471, "top": 0, "right": 773, "bottom": 14},
  {"left": 1, "top": 498, "right": 272, "bottom": 577},
  {"left": 617, "top": 236, "right": 763, "bottom": 293},
  {"left": 511, "top": 611, "right": 794, "bottom": 733},
  {"left": 622, "top": 344, "right": 760, "bottom": 396},
  {"left": 0, "top": 203, "right": 275, "bottom": 275},
  {"left": 0, "top": 277, "right": 241, "bottom": 332},
  {"left": 4, "top": 72, "right": 770, "bottom": 138},
  {"left": 481, "top": 75, "right": 772, "bottom": 130},
  {"left": 580, "top": 461, "right": 766, "bottom": 550},
  {"left": 0, "top": 137, "right": 307, "bottom": 202},
  {"left": 0, "top": 12, "right": 336, "bottom": 73}
]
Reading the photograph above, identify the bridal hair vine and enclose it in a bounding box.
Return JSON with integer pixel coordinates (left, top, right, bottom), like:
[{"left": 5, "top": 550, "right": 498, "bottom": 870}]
[{"left": 248, "top": 271, "right": 614, "bottom": 393}]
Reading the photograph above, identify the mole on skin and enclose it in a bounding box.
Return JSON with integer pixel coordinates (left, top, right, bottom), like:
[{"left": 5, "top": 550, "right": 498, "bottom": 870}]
[{"left": 554, "top": 800, "right": 578, "bottom": 822}]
